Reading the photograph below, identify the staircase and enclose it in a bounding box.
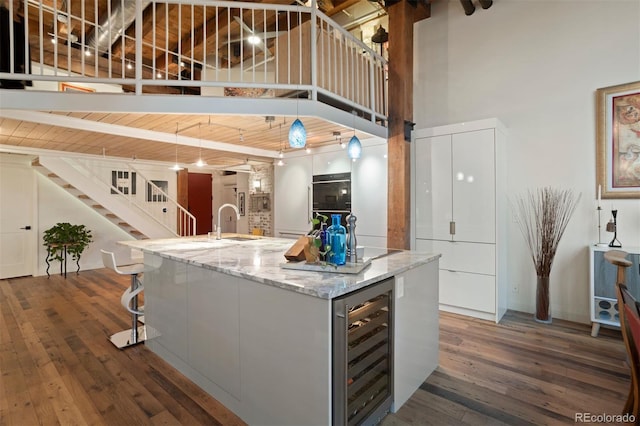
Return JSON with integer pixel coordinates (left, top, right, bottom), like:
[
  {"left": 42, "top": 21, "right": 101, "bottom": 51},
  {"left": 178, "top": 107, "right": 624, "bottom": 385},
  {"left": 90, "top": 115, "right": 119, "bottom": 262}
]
[{"left": 32, "top": 156, "right": 195, "bottom": 240}]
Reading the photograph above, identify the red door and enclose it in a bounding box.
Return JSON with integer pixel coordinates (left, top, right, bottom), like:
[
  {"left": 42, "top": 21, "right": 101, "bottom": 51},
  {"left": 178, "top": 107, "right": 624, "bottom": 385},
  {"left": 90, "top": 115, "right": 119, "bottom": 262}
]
[{"left": 188, "top": 172, "right": 213, "bottom": 235}]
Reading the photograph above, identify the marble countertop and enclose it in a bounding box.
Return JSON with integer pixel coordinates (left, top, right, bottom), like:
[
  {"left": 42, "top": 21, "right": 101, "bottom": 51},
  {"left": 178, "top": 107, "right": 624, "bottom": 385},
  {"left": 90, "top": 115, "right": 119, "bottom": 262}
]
[{"left": 119, "top": 234, "right": 440, "bottom": 299}]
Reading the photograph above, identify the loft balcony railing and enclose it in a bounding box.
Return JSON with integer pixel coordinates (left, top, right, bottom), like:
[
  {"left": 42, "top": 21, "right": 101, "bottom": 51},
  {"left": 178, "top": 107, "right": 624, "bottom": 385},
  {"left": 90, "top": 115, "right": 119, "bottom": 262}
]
[{"left": 0, "top": 0, "right": 388, "bottom": 125}]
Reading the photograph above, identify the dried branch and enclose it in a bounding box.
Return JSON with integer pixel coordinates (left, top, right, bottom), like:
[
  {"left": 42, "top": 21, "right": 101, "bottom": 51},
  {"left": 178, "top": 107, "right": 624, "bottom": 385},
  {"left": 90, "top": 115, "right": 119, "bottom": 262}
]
[{"left": 512, "top": 188, "right": 581, "bottom": 277}]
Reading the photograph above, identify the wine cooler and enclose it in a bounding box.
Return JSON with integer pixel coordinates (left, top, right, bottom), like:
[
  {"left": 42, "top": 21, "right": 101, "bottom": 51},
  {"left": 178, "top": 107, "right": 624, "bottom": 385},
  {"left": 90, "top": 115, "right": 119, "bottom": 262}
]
[{"left": 332, "top": 278, "right": 393, "bottom": 425}]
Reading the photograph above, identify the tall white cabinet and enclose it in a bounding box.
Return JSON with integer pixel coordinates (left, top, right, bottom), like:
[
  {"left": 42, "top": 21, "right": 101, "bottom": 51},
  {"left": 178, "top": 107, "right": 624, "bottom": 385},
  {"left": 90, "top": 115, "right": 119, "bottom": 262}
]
[
  {"left": 274, "top": 155, "right": 313, "bottom": 238},
  {"left": 412, "top": 118, "right": 507, "bottom": 322}
]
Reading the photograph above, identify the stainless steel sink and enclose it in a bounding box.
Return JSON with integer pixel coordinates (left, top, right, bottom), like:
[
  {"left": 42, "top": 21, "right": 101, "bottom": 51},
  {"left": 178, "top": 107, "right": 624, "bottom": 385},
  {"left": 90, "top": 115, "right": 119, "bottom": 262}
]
[{"left": 224, "top": 236, "right": 260, "bottom": 241}]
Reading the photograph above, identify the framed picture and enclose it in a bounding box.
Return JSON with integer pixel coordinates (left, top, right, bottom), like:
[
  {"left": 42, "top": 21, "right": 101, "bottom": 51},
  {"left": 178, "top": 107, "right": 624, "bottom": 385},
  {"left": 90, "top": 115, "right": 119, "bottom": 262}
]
[
  {"left": 238, "top": 192, "right": 246, "bottom": 216},
  {"left": 111, "top": 170, "right": 136, "bottom": 195},
  {"left": 596, "top": 80, "right": 640, "bottom": 199},
  {"left": 59, "top": 82, "right": 95, "bottom": 93}
]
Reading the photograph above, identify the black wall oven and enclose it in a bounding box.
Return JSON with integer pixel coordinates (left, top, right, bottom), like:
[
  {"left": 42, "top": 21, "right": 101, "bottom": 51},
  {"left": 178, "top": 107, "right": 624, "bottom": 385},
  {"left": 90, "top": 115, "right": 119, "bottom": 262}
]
[{"left": 312, "top": 172, "right": 351, "bottom": 225}]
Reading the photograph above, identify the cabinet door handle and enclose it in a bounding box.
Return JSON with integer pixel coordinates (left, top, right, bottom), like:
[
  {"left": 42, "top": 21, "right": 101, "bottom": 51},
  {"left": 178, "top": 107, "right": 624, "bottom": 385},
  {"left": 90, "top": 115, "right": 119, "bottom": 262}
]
[
  {"left": 449, "top": 221, "right": 455, "bottom": 236},
  {"left": 307, "top": 186, "right": 311, "bottom": 223}
]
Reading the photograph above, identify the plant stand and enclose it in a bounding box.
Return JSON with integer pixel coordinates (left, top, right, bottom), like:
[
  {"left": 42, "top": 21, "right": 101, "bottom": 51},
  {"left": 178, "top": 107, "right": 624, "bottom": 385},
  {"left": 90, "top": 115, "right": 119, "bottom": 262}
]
[{"left": 45, "top": 243, "right": 81, "bottom": 278}]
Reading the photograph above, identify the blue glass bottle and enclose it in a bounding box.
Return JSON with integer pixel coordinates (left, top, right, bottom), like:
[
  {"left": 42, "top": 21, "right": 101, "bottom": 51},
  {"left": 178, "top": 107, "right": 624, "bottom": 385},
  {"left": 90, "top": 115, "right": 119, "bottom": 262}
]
[
  {"left": 319, "top": 222, "right": 328, "bottom": 262},
  {"left": 328, "top": 214, "right": 346, "bottom": 265}
]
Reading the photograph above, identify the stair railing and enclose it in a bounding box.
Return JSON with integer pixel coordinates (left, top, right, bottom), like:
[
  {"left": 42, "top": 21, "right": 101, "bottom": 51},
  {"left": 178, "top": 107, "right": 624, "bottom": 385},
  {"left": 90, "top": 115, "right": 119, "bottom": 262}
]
[
  {"left": 61, "top": 157, "right": 195, "bottom": 236},
  {"left": 127, "top": 164, "right": 196, "bottom": 236}
]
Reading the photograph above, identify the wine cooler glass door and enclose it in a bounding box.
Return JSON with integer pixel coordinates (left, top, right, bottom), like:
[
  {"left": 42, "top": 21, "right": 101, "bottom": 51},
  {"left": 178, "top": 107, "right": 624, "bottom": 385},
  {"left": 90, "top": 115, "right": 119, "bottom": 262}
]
[{"left": 332, "top": 277, "right": 394, "bottom": 426}]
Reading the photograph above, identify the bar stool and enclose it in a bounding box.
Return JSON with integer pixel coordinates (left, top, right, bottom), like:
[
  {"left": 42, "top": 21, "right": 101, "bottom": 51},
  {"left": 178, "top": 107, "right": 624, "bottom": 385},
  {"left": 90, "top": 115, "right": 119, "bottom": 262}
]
[
  {"left": 101, "top": 249, "right": 147, "bottom": 349},
  {"left": 605, "top": 250, "right": 634, "bottom": 415}
]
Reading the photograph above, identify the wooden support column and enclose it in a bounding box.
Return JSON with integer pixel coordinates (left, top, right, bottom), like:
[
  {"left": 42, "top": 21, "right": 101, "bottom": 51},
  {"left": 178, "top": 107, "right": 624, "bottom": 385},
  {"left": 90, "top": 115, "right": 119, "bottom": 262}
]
[
  {"left": 386, "top": 1, "right": 415, "bottom": 249},
  {"left": 177, "top": 169, "right": 189, "bottom": 236}
]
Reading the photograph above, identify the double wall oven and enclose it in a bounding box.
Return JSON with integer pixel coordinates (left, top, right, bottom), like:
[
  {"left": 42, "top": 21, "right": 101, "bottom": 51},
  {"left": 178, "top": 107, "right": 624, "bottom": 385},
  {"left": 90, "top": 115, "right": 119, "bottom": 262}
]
[{"left": 312, "top": 172, "right": 351, "bottom": 226}]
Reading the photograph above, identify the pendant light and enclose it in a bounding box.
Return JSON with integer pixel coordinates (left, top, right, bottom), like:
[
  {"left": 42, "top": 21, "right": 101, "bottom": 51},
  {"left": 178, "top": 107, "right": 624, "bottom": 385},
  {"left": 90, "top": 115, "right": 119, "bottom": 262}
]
[
  {"left": 289, "top": 118, "right": 306, "bottom": 148},
  {"left": 195, "top": 122, "right": 207, "bottom": 167},
  {"left": 170, "top": 123, "right": 184, "bottom": 171},
  {"left": 288, "top": 90, "right": 306, "bottom": 148},
  {"left": 371, "top": 25, "right": 389, "bottom": 56},
  {"left": 347, "top": 111, "right": 362, "bottom": 160},
  {"left": 277, "top": 123, "right": 285, "bottom": 166}
]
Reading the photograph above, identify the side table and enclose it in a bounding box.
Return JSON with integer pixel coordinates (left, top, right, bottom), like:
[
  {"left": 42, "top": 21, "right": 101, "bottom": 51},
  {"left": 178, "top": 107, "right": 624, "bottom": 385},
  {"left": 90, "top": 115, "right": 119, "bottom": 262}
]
[{"left": 590, "top": 245, "right": 640, "bottom": 337}]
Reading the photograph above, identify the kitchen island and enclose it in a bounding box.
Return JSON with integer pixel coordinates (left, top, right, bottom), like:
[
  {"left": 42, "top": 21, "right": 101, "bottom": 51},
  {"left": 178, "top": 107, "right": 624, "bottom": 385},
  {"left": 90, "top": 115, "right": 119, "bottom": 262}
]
[{"left": 120, "top": 235, "right": 440, "bottom": 426}]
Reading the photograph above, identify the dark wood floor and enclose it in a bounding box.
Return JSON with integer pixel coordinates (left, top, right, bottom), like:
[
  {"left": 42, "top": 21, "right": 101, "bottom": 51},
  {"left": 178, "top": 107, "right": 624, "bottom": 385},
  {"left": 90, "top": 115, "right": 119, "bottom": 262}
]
[{"left": 1, "top": 270, "right": 630, "bottom": 425}]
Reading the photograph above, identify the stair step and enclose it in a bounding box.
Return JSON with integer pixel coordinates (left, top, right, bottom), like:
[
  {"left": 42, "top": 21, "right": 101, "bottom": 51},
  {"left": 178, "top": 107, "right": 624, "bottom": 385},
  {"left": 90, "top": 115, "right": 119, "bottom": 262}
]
[
  {"left": 130, "top": 230, "right": 144, "bottom": 236},
  {"left": 105, "top": 213, "right": 117, "bottom": 218},
  {"left": 31, "top": 159, "right": 41, "bottom": 167},
  {"left": 47, "top": 173, "right": 58, "bottom": 178},
  {"left": 63, "top": 184, "right": 74, "bottom": 189},
  {"left": 78, "top": 194, "right": 90, "bottom": 199},
  {"left": 118, "top": 222, "right": 132, "bottom": 227},
  {"left": 92, "top": 204, "right": 105, "bottom": 209}
]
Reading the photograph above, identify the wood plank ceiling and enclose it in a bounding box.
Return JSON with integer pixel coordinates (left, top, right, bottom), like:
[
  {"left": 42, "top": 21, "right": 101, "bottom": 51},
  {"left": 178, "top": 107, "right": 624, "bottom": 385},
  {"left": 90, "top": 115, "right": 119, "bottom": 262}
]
[
  {"left": 0, "top": 112, "right": 368, "bottom": 167},
  {"left": 0, "top": 0, "right": 389, "bottom": 169}
]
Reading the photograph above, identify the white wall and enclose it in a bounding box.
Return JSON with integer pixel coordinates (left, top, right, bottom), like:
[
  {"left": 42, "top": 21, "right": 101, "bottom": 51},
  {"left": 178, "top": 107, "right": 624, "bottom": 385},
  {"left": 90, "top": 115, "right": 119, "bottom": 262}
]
[
  {"left": 36, "top": 172, "right": 134, "bottom": 276},
  {"left": 413, "top": 0, "right": 640, "bottom": 323},
  {"left": 0, "top": 153, "right": 184, "bottom": 276}
]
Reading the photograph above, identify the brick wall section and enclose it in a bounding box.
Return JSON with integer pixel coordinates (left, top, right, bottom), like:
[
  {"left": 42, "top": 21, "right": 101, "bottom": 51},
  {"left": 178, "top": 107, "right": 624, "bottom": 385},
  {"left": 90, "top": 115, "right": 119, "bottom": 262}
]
[{"left": 248, "top": 165, "right": 274, "bottom": 236}]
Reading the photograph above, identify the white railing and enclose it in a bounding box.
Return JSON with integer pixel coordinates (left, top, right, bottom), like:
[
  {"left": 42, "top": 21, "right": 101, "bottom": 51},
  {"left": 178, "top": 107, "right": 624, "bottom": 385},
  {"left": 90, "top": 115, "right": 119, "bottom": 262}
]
[
  {"left": 0, "top": 0, "right": 388, "bottom": 123},
  {"left": 127, "top": 164, "right": 196, "bottom": 237},
  {"left": 66, "top": 157, "right": 196, "bottom": 236}
]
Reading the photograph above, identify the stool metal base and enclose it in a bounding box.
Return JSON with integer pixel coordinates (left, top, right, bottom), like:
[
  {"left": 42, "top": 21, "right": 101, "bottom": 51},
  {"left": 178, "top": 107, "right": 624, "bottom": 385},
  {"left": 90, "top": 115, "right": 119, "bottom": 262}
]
[{"left": 109, "top": 326, "right": 147, "bottom": 349}]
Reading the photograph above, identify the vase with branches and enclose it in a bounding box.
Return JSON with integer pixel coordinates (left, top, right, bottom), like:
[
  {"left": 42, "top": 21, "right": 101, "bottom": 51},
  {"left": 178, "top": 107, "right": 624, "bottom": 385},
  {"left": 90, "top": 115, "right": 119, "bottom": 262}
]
[{"left": 512, "top": 187, "right": 581, "bottom": 323}]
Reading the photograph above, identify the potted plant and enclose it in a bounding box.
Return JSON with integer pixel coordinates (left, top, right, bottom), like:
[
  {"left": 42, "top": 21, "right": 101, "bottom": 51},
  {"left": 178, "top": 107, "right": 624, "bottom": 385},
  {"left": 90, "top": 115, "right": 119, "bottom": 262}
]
[
  {"left": 512, "top": 187, "right": 580, "bottom": 323},
  {"left": 43, "top": 222, "right": 93, "bottom": 263}
]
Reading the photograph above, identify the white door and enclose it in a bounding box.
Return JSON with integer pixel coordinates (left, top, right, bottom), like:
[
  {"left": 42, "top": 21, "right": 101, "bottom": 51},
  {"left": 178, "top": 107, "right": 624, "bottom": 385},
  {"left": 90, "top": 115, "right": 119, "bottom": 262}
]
[
  {"left": 414, "top": 134, "right": 452, "bottom": 241},
  {"left": 0, "top": 159, "right": 35, "bottom": 279},
  {"left": 351, "top": 143, "right": 387, "bottom": 246},
  {"left": 452, "top": 129, "right": 495, "bottom": 243},
  {"left": 274, "top": 155, "right": 313, "bottom": 236}
]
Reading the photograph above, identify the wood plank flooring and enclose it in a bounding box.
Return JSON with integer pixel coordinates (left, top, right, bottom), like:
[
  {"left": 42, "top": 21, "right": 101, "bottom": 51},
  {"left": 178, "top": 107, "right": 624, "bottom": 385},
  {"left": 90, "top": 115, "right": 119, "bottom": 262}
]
[
  {"left": 1, "top": 270, "right": 630, "bottom": 425},
  {"left": 383, "top": 311, "right": 630, "bottom": 426}
]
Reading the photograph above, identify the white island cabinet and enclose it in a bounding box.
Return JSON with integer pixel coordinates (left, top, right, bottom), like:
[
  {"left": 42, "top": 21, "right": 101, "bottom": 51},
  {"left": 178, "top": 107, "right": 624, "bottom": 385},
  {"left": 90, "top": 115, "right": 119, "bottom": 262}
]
[
  {"left": 121, "top": 235, "right": 439, "bottom": 426},
  {"left": 412, "top": 118, "right": 507, "bottom": 323}
]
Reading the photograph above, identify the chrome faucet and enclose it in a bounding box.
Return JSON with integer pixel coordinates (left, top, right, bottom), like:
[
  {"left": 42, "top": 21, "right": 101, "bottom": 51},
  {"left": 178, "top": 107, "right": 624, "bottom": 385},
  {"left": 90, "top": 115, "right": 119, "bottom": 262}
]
[{"left": 217, "top": 203, "right": 240, "bottom": 239}]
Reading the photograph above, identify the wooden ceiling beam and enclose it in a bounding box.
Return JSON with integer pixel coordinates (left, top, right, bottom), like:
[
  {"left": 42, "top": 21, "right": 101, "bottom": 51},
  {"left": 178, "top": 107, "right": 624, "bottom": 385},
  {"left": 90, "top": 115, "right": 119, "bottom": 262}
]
[
  {"left": 324, "top": 0, "right": 363, "bottom": 17},
  {"left": 412, "top": 0, "right": 432, "bottom": 22}
]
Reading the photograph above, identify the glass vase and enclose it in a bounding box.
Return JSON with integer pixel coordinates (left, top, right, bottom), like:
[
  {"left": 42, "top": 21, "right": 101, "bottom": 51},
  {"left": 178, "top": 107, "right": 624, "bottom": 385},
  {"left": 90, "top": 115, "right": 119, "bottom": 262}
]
[{"left": 535, "top": 276, "right": 551, "bottom": 323}]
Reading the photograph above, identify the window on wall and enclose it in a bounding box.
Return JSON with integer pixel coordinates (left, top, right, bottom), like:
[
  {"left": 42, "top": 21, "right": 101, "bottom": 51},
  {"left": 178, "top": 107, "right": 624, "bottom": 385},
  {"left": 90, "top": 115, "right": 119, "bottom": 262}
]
[
  {"left": 111, "top": 171, "right": 136, "bottom": 195},
  {"left": 147, "top": 180, "right": 168, "bottom": 202}
]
